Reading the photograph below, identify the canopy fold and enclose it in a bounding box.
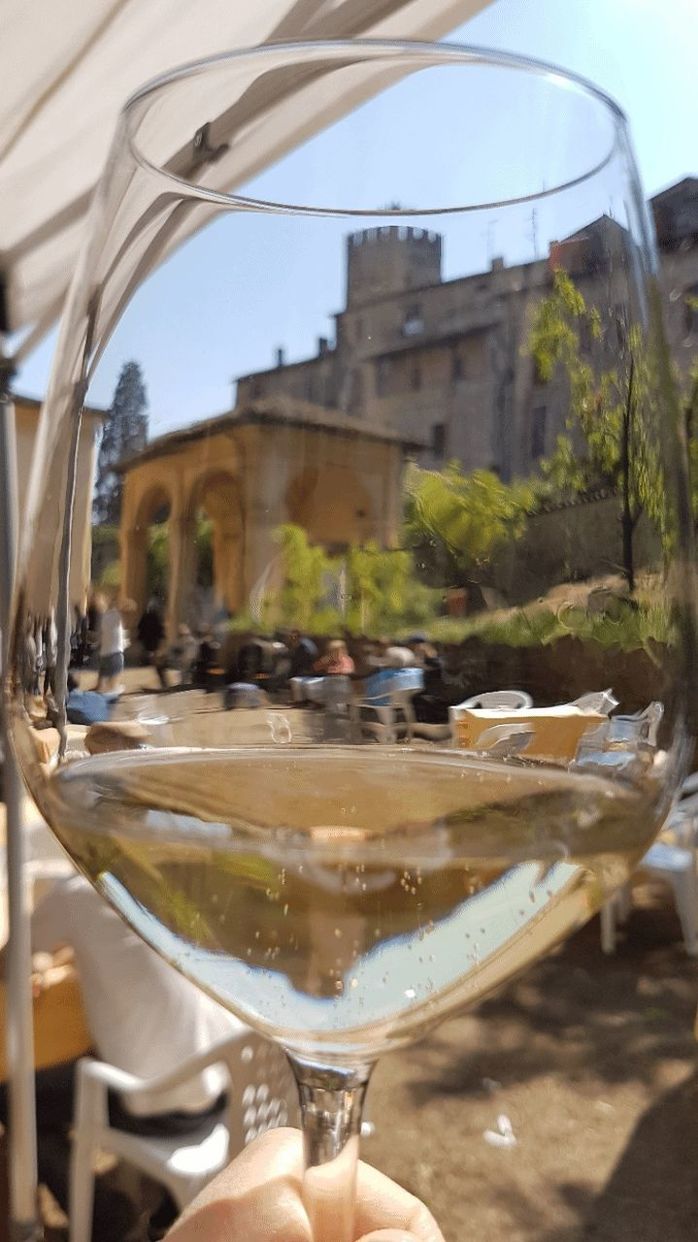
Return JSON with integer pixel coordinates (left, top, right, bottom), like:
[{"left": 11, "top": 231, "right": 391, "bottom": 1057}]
[{"left": 1, "top": 0, "right": 492, "bottom": 349}]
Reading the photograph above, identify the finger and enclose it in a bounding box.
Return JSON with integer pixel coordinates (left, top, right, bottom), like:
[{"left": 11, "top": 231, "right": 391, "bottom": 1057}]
[
  {"left": 166, "top": 1129, "right": 309, "bottom": 1242},
  {"left": 355, "top": 1164, "right": 445, "bottom": 1242},
  {"left": 302, "top": 1134, "right": 359, "bottom": 1242}
]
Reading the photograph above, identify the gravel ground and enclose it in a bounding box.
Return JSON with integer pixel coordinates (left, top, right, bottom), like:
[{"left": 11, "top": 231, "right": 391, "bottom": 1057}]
[{"left": 364, "top": 894, "right": 698, "bottom": 1242}]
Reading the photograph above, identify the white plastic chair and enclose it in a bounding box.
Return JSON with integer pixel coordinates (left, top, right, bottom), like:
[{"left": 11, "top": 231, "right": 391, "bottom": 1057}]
[
  {"left": 349, "top": 669, "right": 423, "bottom": 745},
  {"left": 448, "top": 690, "right": 532, "bottom": 746},
  {"left": 473, "top": 722, "right": 535, "bottom": 757},
  {"left": 69, "top": 1030, "right": 299, "bottom": 1242},
  {"left": 600, "top": 839, "right": 698, "bottom": 957},
  {"left": 455, "top": 690, "right": 533, "bottom": 711},
  {"left": 600, "top": 779, "right": 698, "bottom": 957},
  {"left": 568, "top": 688, "right": 618, "bottom": 715}
]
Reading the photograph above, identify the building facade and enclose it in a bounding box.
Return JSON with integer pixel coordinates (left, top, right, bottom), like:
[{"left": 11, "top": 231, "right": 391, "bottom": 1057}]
[
  {"left": 14, "top": 394, "right": 103, "bottom": 611},
  {"left": 236, "top": 177, "right": 698, "bottom": 482},
  {"left": 119, "top": 401, "right": 417, "bottom": 633}
]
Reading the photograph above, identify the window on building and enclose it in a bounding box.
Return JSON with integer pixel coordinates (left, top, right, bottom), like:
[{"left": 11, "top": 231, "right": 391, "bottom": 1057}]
[
  {"left": 432, "top": 422, "right": 447, "bottom": 458},
  {"left": 375, "top": 358, "right": 391, "bottom": 397},
  {"left": 451, "top": 350, "right": 463, "bottom": 381},
  {"left": 685, "top": 285, "right": 698, "bottom": 335},
  {"left": 465, "top": 331, "right": 488, "bottom": 379},
  {"left": 531, "top": 405, "right": 547, "bottom": 460},
  {"left": 409, "top": 361, "right": 422, "bottom": 391},
  {"left": 250, "top": 377, "right": 263, "bottom": 399},
  {"left": 402, "top": 305, "right": 424, "bottom": 337}
]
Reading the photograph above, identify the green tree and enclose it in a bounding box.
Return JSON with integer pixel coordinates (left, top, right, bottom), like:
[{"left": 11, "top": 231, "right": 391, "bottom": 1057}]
[
  {"left": 146, "top": 521, "right": 169, "bottom": 601},
  {"left": 529, "top": 269, "right": 664, "bottom": 591},
  {"left": 272, "top": 524, "right": 336, "bottom": 630},
  {"left": 145, "top": 514, "right": 213, "bottom": 603},
  {"left": 403, "top": 462, "right": 534, "bottom": 586},
  {"left": 345, "top": 542, "right": 436, "bottom": 634},
  {"left": 194, "top": 515, "right": 214, "bottom": 589},
  {"left": 257, "top": 524, "right": 437, "bottom": 635},
  {"left": 94, "top": 360, "right": 148, "bottom": 525}
]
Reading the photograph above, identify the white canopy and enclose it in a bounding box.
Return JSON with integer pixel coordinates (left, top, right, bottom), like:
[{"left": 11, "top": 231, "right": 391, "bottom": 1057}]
[{"left": 1, "top": 0, "right": 492, "bottom": 355}]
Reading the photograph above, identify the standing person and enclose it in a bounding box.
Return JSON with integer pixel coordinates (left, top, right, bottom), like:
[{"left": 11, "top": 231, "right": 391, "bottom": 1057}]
[
  {"left": 137, "top": 598, "right": 168, "bottom": 689},
  {"left": 95, "top": 595, "right": 128, "bottom": 694},
  {"left": 42, "top": 611, "right": 58, "bottom": 697},
  {"left": 85, "top": 590, "right": 104, "bottom": 668}
]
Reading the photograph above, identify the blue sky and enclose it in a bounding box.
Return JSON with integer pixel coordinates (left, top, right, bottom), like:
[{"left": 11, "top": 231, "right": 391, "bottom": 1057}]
[{"left": 16, "top": 0, "right": 696, "bottom": 432}]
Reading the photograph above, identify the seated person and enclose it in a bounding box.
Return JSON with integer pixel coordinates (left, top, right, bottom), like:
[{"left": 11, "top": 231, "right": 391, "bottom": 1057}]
[
  {"left": 362, "top": 647, "right": 424, "bottom": 708},
  {"left": 65, "top": 671, "right": 112, "bottom": 725},
  {"left": 231, "top": 636, "right": 277, "bottom": 685},
  {"left": 410, "top": 646, "right": 465, "bottom": 724},
  {"left": 192, "top": 630, "right": 221, "bottom": 688},
  {"left": 169, "top": 623, "right": 199, "bottom": 686},
  {"left": 287, "top": 629, "right": 318, "bottom": 678},
  {"left": 313, "top": 639, "right": 355, "bottom": 676},
  {"left": 0, "top": 874, "right": 243, "bottom": 1231}
]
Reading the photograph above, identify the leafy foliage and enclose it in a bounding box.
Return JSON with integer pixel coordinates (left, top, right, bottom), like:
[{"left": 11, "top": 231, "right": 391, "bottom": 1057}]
[
  {"left": 259, "top": 524, "right": 438, "bottom": 635},
  {"left": 146, "top": 522, "right": 169, "bottom": 602},
  {"left": 344, "top": 542, "right": 437, "bottom": 634},
  {"left": 93, "top": 361, "right": 148, "bottom": 525},
  {"left": 529, "top": 270, "right": 666, "bottom": 589},
  {"left": 144, "top": 515, "right": 213, "bottom": 602},
  {"left": 428, "top": 598, "right": 671, "bottom": 651},
  {"left": 686, "top": 360, "right": 698, "bottom": 518},
  {"left": 272, "top": 524, "right": 335, "bottom": 631},
  {"left": 403, "top": 462, "right": 535, "bottom": 583}
]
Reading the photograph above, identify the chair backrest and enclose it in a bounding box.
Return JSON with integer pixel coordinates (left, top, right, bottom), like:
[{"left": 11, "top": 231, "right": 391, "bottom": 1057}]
[
  {"left": 457, "top": 690, "right": 533, "bottom": 711},
  {"left": 568, "top": 688, "right": 618, "bottom": 715},
  {"left": 223, "top": 1033, "right": 300, "bottom": 1147},
  {"left": 607, "top": 701, "right": 663, "bottom": 748},
  {"left": 105, "top": 1028, "right": 300, "bottom": 1149},
  {"left": 363, "top": 668, "right": 423, "bottom": 708},
  {"left": 473, "top": 722, "right": 534, "bottom": 757}
]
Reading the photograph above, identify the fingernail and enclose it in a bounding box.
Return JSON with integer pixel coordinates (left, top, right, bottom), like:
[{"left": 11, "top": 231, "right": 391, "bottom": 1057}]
[{"left": 358, "top": 1231, "right": 420, "bottom": 1242}]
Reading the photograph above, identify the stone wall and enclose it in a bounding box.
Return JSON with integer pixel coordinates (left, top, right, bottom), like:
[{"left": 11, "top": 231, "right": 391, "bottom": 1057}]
[
  {"left": 440, "top": 634, "right": 669, "bottom": 716},
  {"left": 489, "top": 495, "right": 662, "bottom": 605}
]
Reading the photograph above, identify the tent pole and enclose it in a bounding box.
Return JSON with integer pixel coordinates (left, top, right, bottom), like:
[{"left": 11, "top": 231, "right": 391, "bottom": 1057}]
[{"left": 0, "top": 357, "right": 42, "bottom": 1241}]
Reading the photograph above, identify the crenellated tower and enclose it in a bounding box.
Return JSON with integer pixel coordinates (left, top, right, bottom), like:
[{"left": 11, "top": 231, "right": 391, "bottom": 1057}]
[{"left": 345, "top": 225, "right": 442, "bottom": 307}]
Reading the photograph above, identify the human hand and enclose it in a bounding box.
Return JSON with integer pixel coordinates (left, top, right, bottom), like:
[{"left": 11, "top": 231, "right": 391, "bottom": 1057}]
[{"left": 166, "top": 1127, "right": 444, "bottom": 1242}]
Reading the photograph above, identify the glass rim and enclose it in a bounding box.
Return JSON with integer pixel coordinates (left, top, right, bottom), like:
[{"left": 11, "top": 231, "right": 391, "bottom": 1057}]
[{"left": 121, "top": 38, "right": 630, "bottom": 218}]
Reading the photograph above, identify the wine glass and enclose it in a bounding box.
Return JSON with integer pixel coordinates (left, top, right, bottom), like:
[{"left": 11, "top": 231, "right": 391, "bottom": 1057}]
[{"left": 8, "top": 40, "right": 696, "bottom": 1240}]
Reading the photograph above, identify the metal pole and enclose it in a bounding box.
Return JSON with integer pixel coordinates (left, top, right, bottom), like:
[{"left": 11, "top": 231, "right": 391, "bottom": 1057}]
[{"left": 0, "top": 357, "right": 42, "bottom": 1241}]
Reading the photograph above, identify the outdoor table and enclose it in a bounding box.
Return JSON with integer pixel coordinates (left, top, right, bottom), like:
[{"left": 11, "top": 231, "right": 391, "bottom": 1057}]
[{"left": 454, "top": 705, "right": 606, "bottom": 762}]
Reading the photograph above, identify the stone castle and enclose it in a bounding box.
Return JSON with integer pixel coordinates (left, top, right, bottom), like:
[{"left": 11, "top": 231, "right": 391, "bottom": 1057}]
[
  {"left": 236, "top": 177, "right": 698, "bottom": 481},
  {"left": 118, "top": 177, "right": 697, "bottom": 628}
]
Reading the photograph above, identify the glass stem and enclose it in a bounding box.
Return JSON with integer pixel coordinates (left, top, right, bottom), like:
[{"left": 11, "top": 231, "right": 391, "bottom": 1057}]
[{"left": 288, "top": 1056, "right": 373, "bottom": 1242}]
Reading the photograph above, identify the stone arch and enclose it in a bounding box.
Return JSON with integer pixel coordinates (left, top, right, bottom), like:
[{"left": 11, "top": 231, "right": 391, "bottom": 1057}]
[
  {"left": 285, "top": 465, "right": 375, "bottom": 549},
  {"left": 183, "top": 469, "right": 244, "bottom": 622},
  {"left": 120, "top": 481, "right": 174, "bottom": 618}
]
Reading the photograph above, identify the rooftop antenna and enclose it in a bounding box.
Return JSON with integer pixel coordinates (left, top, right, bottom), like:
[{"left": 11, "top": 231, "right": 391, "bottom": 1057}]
[{"left": 530, "top": 207, "right": 539, "bottom": 261}]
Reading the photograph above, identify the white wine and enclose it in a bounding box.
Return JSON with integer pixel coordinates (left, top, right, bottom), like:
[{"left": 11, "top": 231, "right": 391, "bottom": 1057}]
[{"left": 46, "top": 746, "right": 660, "bottom": 1063}]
